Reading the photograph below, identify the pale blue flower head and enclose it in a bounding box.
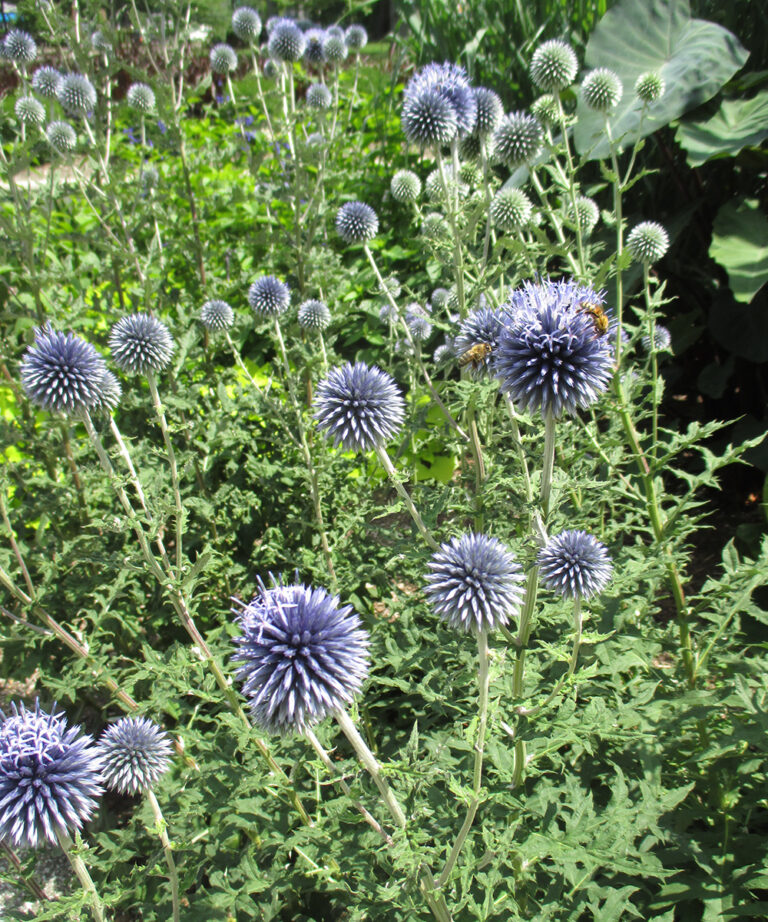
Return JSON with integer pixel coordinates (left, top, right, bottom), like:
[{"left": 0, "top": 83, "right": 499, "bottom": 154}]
[
  {"left": 248, "top": 275, "right": 290, "bottom": 317},
  {"left": 58, "top": 73, "right": 97, "bottom": 115},
  {"left": 335, "top": 201, "right": 378, "bottom": 244},
  {"left": 268, "top": 21, "right": 306, "bottom": 62},
  {"left": 406, "top": 62, "right": 477, "bottom": 138},
  {"left": 232, "top": 7, "right": 262, "bottom": 43},
  {"left": 538, "top": 530, "right": 612, "bottom": 599},
  {"left": 98, "top": 717, "right": 172, "bottom": 794},
  {"left": 454, "top": 307, "right": 503, "bottom": 377},
  {"left": 21, "top": 326, "right": 107, "bottom": 414},
  {"left": 109, "top": 313, "right": 175, "bottom": 375}
]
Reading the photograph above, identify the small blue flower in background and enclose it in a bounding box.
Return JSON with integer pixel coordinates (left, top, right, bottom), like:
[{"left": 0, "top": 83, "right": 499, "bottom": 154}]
[
  {"left": 0, "top": 701, "right": 103, "bottom": 847},
  {"left": 109, "top": 313, "right": 175, "bottom": 375},
  {"left": 4, "top": 29, "right": 37, "bottom": 63},
  {"left": 233, "top": 581, "right": 370, "bottom": 734},
  {"left": 335, "top": 201, "right": 378, "bottom": 244},
  {"left": 538, "top": 530, "right": 612, "bottom": 600},
  {"left": 201, "top": 299, "right": 235, "bottom": 331},
  {"left": 314, "top": 362, "right": 405, "bottom": 452},
  {"left": 454, "top": 306, "right": 503, "bottom": 376},
  {"left": 248, "top": 275, "right": 290, "bottom": 317},
  {"left": 232, "top": 6, "right": 262, "bottom": 44},
  {"left": 425, "top": 533, "right": 524, "bottom": 634},
  {"left": 21, "top": 325, "right": 107, "bottom": 414},
  {"left": 406, "top": 62, "right": 477, "bottom": 138},
  {"left": 157, "top": 119, "right": 167, "bottom": 134},
  {"left": 98, "top": 717, "right": 172, "bottom": 794},
  {"left": 298, "top": 299, "right": 331, "bottom": 330}
]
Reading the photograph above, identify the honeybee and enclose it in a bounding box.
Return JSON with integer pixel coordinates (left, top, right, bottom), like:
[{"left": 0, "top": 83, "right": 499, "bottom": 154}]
[
  {"left": 578, "top": 300, "right": 610, "bottom": 337},
  {"left": 458, "top": 342, "right": 493, "bottom": 370}
]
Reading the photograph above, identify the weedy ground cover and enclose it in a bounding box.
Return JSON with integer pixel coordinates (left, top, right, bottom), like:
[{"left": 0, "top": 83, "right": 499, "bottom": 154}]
[{"left": 0, "top": 0, "right": 767, "bottom": 920}]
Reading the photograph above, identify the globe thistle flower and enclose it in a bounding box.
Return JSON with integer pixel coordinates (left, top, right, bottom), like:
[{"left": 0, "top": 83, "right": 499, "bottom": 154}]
[
  {"left": 268, "top": 21, "right": 306, "bottom": 62},
  {"left": 109, "top": 313, "right": 175, "bottom": 375},
  {"left": 581, "top": 68, "right": 623, "bottom": 112},
  {"left": 323, "top": 33, "right": 348, "bottom": 64},
  {"left": 530, "top": 40, "right": 578, "bottom": 92},
  {"left": 391, "top": 169, "right": 421, "bottom": 203},
  {"left": 46, "top": 120, "right": 76, "bottom": 153},
  {"left": 459, "top": 161, "right": 480, "bottom": 186},
  {"left": 407, "top": 62, "right": 477, "bottom": 138},
  {"left": 379, "top": 302, "right": 398, "bottom": 323},
  {"left": 421, "top": 212, "right": 451, "bottom": 242},
  {"left": 58, "top": 73, "right": 97, "bottom": 115},
  {"left": 200, "top": 299, "right": 235, "bottom": 331},
  {"left": 325, "top": 25, "right": 345, "bottom": 40},
  {"left": 394, "top": 338, "right": 414, "bottom": 358},
  {"left": 210, "top": 43, "right": 237, "bottom": 74},
  {"left": 335, "top": 201, "right": 378, "bottom": 245},
  {"left": 530, "top": 93, "right": 559, "bottom": 125},
  {"left": 15, "top": 95, "right": 45, "bottom": 126},
  {"left": 490, "top": 187, "right": 533, "bottom": 231},
  {"left": 425, "top": 165, "right": 467, "bottom": 203},
  {"left": 425, "top": 533, "right": 524, "bottom": 634},
  {"left": 433, "top": 342, "right": 453, "bottom": 364},
  {"left": 627, "top": 221, "right": 669, "bottom": 263},
  {"left": 98, "top": 717, "right": 172, "bottom": 794},
  {"left": 233, "top": 581, "right": 370, "bottom": 734},
  {"left": 431, "top": 288, "right": 450, "bottom": 310},
  {"left": 298, "top": 299, "right": 331, "bottom": 330},
  {"left": 491, "top": 111, "right": 543, "bottom": 167},
  {"left": 0, "top": 701, "right": 103, "bottom": 848},
  {"left": 92, "top": 370, "right": 122, "bottom": 414},
  {"left": 32, "top": 65, "right": 61, "bottom": 98},
  {"left": 4, "top": 29, "right": 37, "bottom": 64},
  {"left": 407, "top": 312, "right": 432, "bottom": 341},
  {"left": 141, "top": 162, "right": 159, "bottom": 191},
  {"left": 454, "top": 306, "right": 503, "bottom": 376},
  {"left": 126, "top": 82, "right": 155, "bottom": 113},
  {"left": 314, "top": 362, "right": 405, "bottom": 452},
  {"left": 90, "top": 30, "right": 112, "bottom": 54},
  {"left": 572, "top": 195, "right": 600, "bottom": 237},
  {"left": 232, "top": 7, "right": 262, "bottom": 44},
  {"left": 303, "top": 29, "right": 326, "bottom": 64},
  {"left": 635, "top": 71, "right": 665, "bottom": 104},
  {"left": 306, "top": 82, "right": 332, "bottom": 110},
  {"left": 472, "top": 87, "right": 503, "bottom": 137},
  {"left": 379, "top": 275, "right": 402, "bottom": 300},
  {"left": 495, "top": 280, "right": 614, "bottom": 417},
  {"left": 402, "top": 84, "right": 458, "bottom": 147},
  {"left": 345, "top": 25, "right": 368, "bottom": 52},
  {"left": 642, "top": 324, "right": 672, "bottom": 352},
  {"left": 538, "top": 530, "right": 612, "bottom": 600},
  {"left": 21, "top": 326, "right": 107, "bottom": 414},
  {"left": 266, "top": 16, "right": 293, "bottom": 35},
  {"left": 263, "top": 58, "right": 279, "bottom": 79},
  {"left": 248, "top": 275, "right": 290, "bottom": 317},
  {"left": 459, "top": 133, "right": 484, "bottom": 160}
]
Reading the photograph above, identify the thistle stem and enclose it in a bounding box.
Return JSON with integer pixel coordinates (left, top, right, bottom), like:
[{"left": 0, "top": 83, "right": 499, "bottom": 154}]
[
  {"left": 0, "top": 841, "right": 49, "bottom": 902},
  {"left": 146, "top": 789, "right": 180, "bottom": 922},
  {"left": 436, "top": 146, "right": 466, "bottom": 318},
  {"left": 56, "top": 831, "right": 105, "bottom": 922},
  {"left": 374, "top": 445, "right": 439, "bottom": 551},
  {"left": 250, "top": 50, "right": 275, "bottom": 138},
  {"left": 541, "top": 409, "right": 556, "bottom": 521},
  {"left": 644, "top": 263, "right": 660, "bottom": 460},
  {"left": 529, "top": 169, "right": 581, "bottom": 277},
  {"left": 518, "top": 597, "right": 582, "bottom": 717},
  {"left": 605, "top": 119, "right": 625, "bottom": 365},
  {"left": 555, "top": 94, "right": 586, "bottom": 279}
]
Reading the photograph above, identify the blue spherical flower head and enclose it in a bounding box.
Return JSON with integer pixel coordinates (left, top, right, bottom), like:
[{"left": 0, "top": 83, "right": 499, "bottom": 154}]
[
  {"left": 32, "top": 66, "right": 62, "bottom": 98},
  {"left": 495, "top": 280, "right": 614, "bottom": 417},
  {"left": 298, "top": 299, "right": 331, "bottom": 330},
  {"left": 248, "top": 275, "right": 290, "bottom": 317},
  {"left": 233, "top": 581, "right": 370, "bottom": 734},
  {"left": 345, "top": 25, "right": 368, "bottom": 52},
  {"left": 303, "top": 29, "right": 326, "bottom": 64},
  {"left": 232, "top": 7, "right": 262, "bottom": 44},
  {"left": 407, "top": 62, "right": 477, "bottom": 138},
  {"left": 201, "top": 299, "right": 235, "bottom": 331},
  {"left": 538, "top": 530, "right": 612, "bottom": 600},
  {"left": 425, "top": 533, "right": 524, "bottom": 634},
  {"left": 58, "top": 73, "right": 97, "bottom": 115},
  {"left": 335, "top": 201, "right": 378, "bottom": 244},
  {"left": 0, "top": 701, "right": 103, "bottom": 848},
  {"left": 4, "top": 29, "right": 37, "bottom": 64},
  {"left": 46, "top": 120, "right": 77, "bottom": 153},
  {"left": 109, "top": 313, "right": 175, "bottom": 375},
  {"left": 306, "top": 82, "right": 332, "bottom": 110},
  {"left": 454, "top": 306, "right": 503, "bottom": 377},
  {"left": 314, "top": 362, "right": 405, "bottom": 452},
  {"left": 98, "top": 717, "right": 172, "bottom": 794},
  {"left": 21, "top": 325, "right": 107, "bottom": 414},
  {"left": 268, "top": 21, "right": 306, "bottom": 62},
  {"left": 401, "top": 84, "right": 458, "bottom": 148},
  {"left": 210, "top": 43, "right": 237, "bottom": 74}
]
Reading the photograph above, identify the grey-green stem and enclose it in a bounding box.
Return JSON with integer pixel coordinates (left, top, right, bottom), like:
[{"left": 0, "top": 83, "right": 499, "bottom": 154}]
[
  {"left": 56, "top": 831, "right": 105, "bottom": 922},
  {"left": 146, "top": 789, "right": 180, "bottom": 922},
  {"left": 374, "top": 445, "right": 439, "bottom": 551},
  {"left": 146, "top": 372, "right": 184, "bottom": 578}
]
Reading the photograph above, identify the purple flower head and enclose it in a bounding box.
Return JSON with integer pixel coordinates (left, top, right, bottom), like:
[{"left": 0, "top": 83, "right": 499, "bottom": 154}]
[
  {"left": 21, "top": 325, "right": 107, "bottom": 414},
  {"left": 233, "top": 581, "right": 370, "bottom": 734},
  {"left": 454, "top": 307, "right": 503, "bottom": 377},
  {"left": 268, "top": 21, "right": 306, "bottom": 62},
  {"left": 58, "top": 73, "right": 97, "bottom": 116},
  {"left": 298, "top": 299, "right": 331, "bottom": 330},
  {"left": 406, "top": 62, "right": 477, "bottom": 138},
  {"left": 109, "top": 313, "right": 175, "bottom": 375},
  {"left": 98, "top": 717, "right": 172, "bottom": 794},
  {"left": 345, "top": 25, "right": 368, "bottom": 52},
  {"left": 248, "top": 275, "right": 290, "bottom": 317},
  {"left": 335, "top": 201, "right": 378, "bottom": 244},
  {"left": 538, "top": 530, "right": 612, "bottom": 600},
  {"left": 0, "top": 701, "right": 103, "bottom": 848},
  {"left": 201, "top": 299, "right": 235, "bottom": 331},
  {"left": 401, "top": 84, "right": 458, "bottom": 148}
]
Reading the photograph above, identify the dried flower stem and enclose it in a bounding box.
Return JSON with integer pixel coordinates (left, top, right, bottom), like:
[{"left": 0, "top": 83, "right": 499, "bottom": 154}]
[
  {"left": 56, "top": 831, "right": 105, "bottom": 922},
  {"left": 146, "top": 789, "right": 180, "bottom": 922}
]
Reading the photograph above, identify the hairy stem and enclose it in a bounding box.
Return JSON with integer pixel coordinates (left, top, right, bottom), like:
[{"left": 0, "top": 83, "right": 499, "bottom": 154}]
[
  {"left": 146, "top": 789, "right": 180, "bottom": 922},
  {"left": 56, "top": 832, "right": 105, "bottom": 922},
  {"left": 374, "top": 445, "right": 439, "bottom": 551}
]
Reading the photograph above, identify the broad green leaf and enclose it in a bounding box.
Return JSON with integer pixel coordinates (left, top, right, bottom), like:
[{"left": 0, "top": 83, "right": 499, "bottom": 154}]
[
  {"left": 709, "top": 199, "right": 768, "bottom": 303},
  {"left": 675, "top": 90, "right": 768, "bottom": 167},
  {"left": 575, "top": 0, "right": 748, "bottom": 160}
]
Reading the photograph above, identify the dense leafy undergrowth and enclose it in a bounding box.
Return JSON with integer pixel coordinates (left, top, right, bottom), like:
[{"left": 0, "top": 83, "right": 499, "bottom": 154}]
[{"left": 0, "top": 0, "right": 767, "bottom": 920}]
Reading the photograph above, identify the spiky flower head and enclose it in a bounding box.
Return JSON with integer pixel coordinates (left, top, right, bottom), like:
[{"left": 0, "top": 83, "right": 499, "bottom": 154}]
[
  {"left": 572, "top": 196, "right": 600, "bottom": 236},
  {"left": 421, "top": 211, "right": 451, "bottom": 242},
  {"left": 581, "top": 68, "right": 623, "bottom": 112},
  {"left": 303, "top": 29, "right": 325, "bottom": 64},
  {"left": 642, "top": 324, "right": 672, "bottom": 352},
  {"left": 459, "top": 133, "right": 483, "bottom": 160},
  {"left": 306, "top": 82, "right": 332, "bottom": 110},
  {"left": 530, "top": 40, "right": 578, "bottom": 92},
  {"left": 268, "top": 21, "right": 306, "bottom": 62},
  {"left": 425, "top": 533, "right": 523, "bottom": 634},
  {"left": 46, "top": 120, "right": 76, "bottom": 153},
  {"left": 142, "top": 163, "right": 159, "bottom": 191},
  {"left": 92, "top": 370, "right": 122, "bottom": 414},
  {"left": 454, "top": 307, "right": 503, "bottom": 377},
  {"left": 126, "top": 82, "right": 155, "bottom": 113},
  {"left": 98, "top": 717, "right": 172, "bottom": 794},
  {"left": 425, "top": 165, "right": 467, "bottom": 203},
  {"left": 431, "top": 288, "right": 450, "bottom": 310},
  {"left": 323, "top": 33, "right": 348, "bottom": 64},
  {"left": 201, "top": 299, "right": 234, "bottom": 331},
  {"left": 379, "top": 275, "right": 402, "bottom": 300},
  {"left": 407, "top": 310, "right": 432, "bottom": 341},
  {"left": 325, "top": 25, "right": 345, "bottom": 40},
  {"left": 495, "top": 280, "right": 614, "bottom": 417},
  {"left": 379, "top": 302, "right": 398, "bottom": 323},
  {"left": 298, "top": 299, "right": 331, "bottom": 330},
  {"left": 627, "top": 221, "right": 669, "bottom": 263},
  {"left": 530, "top": 93, "right": 559, "bottom": 125},
  {"left": 459, "top": 161, "right": 480, "bottom": 186},
  {"left": 233, "top": 581, "right": 370, "bottom": 734},
  {"left": 314, "top": 362, "right": 405, "bottom": 452},
  {"left": 21, "top": 326, "right": 107, "bottom": 414},
  {"left": 635, "top": 71, "right": 665, "bottom": 104},
  {"left": 4, "top": 29, "right": 37, "bottom": 64},
  {"left": 538, "top": 530, "right": 612, "bottom": 600},
  {"left": 15, "top": 95, "right": 45, "bottom": 126},
  {"left": 302, "top": 131, "right": 325, "bottom": 161},
  {"left": 248, "top": 275, "right": 290, "bottom": 317},
  {"left": 0, "top": 701, "right": 103, "bottom": 848},
  {"left": 402, "top": 84, "right": 458, "bottom": 147},
  {"left": 490, "top": 187, "right": 533, "bottom": 231},
  {"left": 232, "top": 7, "right": 262, "bottom": 43},
  {"left": 472, "top": 86, "right": 503, "bottom": 137},
  {"left": 32, "top": 65, "right": 61, "bottom": 98},
  {"left": 406, "top": 62, "right": 477, "bottom": 138},
  {"left": 434, "top": 343, "right": 453, "bottom": 364},
  {"left": 491, "top": 111, "right": 543, "bottom": 167},
  {"left": 335, "top": 201, "right": 378, "bottom": 245},
  {"left": 91, "top": 30, "right": 112, "bottom": 53},
  {"left": 391, "top": 169, "right": 421, "bottom": 203},
  {"left": 210, "top": 43, "right": 237, "bottom": 74},
  {"left": 109, "top": 313, "right": 175, "bottom": 375},
  {"left": 58, "top": 73, "right": 97, "bottom": 115},
  {"left": 345, "top": 24, "right": 368, "bottom": 52}
]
